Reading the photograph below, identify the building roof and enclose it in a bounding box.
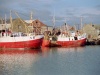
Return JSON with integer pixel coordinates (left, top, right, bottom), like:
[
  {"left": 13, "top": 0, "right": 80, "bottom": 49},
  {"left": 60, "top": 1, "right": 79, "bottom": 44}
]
[
  {"left": 31, "top": 19, "right": 47, "bottom": 27},
  {"left": 25, "top": 20, "right": 35, "bottom": 24}
]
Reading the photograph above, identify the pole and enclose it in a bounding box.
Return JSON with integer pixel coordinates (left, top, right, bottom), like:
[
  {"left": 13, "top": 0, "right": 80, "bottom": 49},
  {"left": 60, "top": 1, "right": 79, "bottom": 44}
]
[{"left": 81, "top": 16, "right": 83, "bottom": 29}]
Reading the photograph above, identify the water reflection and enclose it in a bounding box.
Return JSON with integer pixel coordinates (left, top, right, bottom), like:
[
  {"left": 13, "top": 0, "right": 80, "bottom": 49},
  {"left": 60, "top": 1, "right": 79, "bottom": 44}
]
[
  {"left": 41, "top": 47, "right": 56, "bottom": 58},
  {"left": 41, "top": 47, "right": 85, "bottom": 57},
  {"left": 56, "top": 47, "right": 84, "bottom": 53},
  {"left": 0, "top": 46, "right": 100, "bottom": 75},
  {"left": 0, "top": 49, "right": 41, "bottom": 75}
]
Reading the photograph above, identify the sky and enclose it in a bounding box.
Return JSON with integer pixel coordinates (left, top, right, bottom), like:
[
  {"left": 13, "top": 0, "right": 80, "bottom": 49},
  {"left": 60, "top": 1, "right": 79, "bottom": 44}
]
[{"left": 0, "top": 0, "right": 100, "bottom": 27}]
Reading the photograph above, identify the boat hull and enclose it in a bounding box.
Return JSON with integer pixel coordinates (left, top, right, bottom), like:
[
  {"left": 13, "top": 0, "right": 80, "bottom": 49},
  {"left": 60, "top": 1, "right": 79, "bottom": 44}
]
[
  {"left": 42, "top": 40, "right": 60, "bottom": 47},
  {"left": 57, "top": 38, "right": 86, "bottom": 47},
  {"left": 42, "top": 40, "right": 50, "bottom": 47},
  {"left": 0, "top": 38, "right": 43, "bottom": 49},
  {"left": 0, "top": 35, "right": 43, "bottom": 49}
]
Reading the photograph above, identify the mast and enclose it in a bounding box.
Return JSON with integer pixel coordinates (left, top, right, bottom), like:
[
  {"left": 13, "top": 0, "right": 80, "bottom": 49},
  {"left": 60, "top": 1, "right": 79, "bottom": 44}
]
[
  {"left": 74, "top": 24, "right": 76, "bottom": 31},
  {"left": 10, "top": 10, "right": 13, "bottom": 31},
  {"left": 64, "top": 17, "right": 67, "bottom": 30},
  {"left": 4, "top": 14, "right": 7, "bottom": 32},
  {"left": 30, "top": 11, "right": 33, "bottom": 33},
  {"left": 65, "top": 17, "right": 70, "bottom": 32},
  {"left": 52, "top": 10, "right": 55, "bottom": 28},
  {"left": 80, "top": 16, "right": 83, "bottom": 29},
  {"left": 1, "top": 18, "right": 3, "bottom": 24},
  {"left": 0, "top": 17, "right": 3, "bottom": 29},
  {"left": 5, "top": 14, "right": 7, "bottom": 26},
  {"left": 30, "top": 11, "right": 33, "bottom": 22}
]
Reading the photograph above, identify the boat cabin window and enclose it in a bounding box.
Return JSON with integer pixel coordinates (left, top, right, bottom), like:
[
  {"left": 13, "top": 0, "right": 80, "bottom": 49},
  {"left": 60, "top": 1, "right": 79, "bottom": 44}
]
[
  {"left": 74, "top": 36, "right": 77, "bottom": 40},
  {"left": 11, "top": 32, "right": 26, "bottom": 37}
]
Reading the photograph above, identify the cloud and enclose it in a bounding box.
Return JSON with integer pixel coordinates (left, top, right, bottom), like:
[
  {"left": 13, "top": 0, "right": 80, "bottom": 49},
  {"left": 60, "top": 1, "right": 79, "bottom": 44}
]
[
  {"left": 64, "top": 7, "right": 100, "bottom": 17},
  {"left": 95, "top": 4, "right": 100, "bottom": 10},
  {"left": 0, "top": 0, "right": 100, "bottom": 26}
]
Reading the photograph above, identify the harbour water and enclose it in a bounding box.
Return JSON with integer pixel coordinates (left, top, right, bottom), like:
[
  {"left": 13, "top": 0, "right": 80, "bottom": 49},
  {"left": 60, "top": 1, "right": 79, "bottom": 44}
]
[{"left": 0, "top": 46, "right": 100, "bottom": 75}]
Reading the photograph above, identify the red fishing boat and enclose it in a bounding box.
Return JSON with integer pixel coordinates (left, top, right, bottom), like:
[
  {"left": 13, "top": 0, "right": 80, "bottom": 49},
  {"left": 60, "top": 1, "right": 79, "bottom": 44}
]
[
  {"left": 0, "top": 11, "right": 44, "bottom": 49},
  {"left": 0, "top": 32, "right": 43, "bottom": 49},
  {"left": 56, "top": 17, "right": 87, "bottom": 47},
  {"left": 57, "top": 32, "right": 87, "bottom": 47}
]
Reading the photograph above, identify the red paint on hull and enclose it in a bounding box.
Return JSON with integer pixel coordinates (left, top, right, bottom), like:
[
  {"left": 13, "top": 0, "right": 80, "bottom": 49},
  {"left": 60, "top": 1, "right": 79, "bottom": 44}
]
[
  {"left": 42, "top": 40, "right": 60, "bottom": 47},
  {"left": 0, "top": 38, "right": 43, "bottom": 48},
  {"left": 0, "top": 49, "right": 41, "bottom": 54},
  {"left": 57, "top": 38, "right": 86, "bottom": 47},
  {"left": 42, "top": 40, "right": 50, "bottom": 47}
]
